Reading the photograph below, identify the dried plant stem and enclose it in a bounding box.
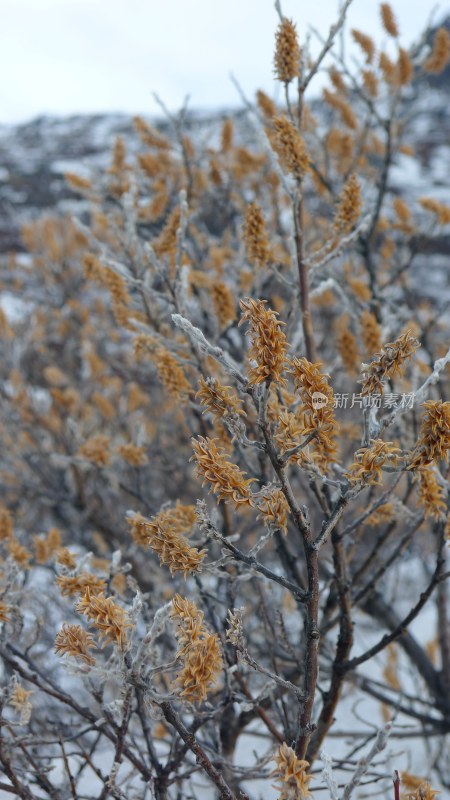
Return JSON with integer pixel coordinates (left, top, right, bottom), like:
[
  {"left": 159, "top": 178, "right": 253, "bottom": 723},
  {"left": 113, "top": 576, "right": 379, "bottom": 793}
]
[
  {"left": 294, "top": 195, "right": 317, "bottom": 363},
  {"left": 341, "top": 723, "right": 392, "bottom": 800},
  {"left": 201, "top": 513, "right": 307, "bottom": 602},
  {"left": 254, "top": 384, "right": 320, "bottom": 758},
  {"left": 301, "top": 0, "right": 354, "bottom": 92},
  {"left": 160, "top": 702, "right": 238, "bottom": 800},
  {"left": 308, "top": 528, "right": 353, "bottom": 761},
  {"left": 344, "top": 527, "right": 446, "bottom": 672}
]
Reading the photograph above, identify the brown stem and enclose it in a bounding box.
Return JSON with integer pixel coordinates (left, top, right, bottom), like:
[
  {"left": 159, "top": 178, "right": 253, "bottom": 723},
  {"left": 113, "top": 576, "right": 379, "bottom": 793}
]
[
  {"left": 160, "top": 702, "right": 237, "bottom": 800},
  {"left": 295, "top": 542, "right": 320, "bottom": 759},
  {"left": 393, "top": 770, "right": 400, "bottom": 800},
  {"left": 307, "top": 530, "right": 353, "bottom": 762},
  {"left": 294, "top": 196, "right": 317, "bottom": 362}
]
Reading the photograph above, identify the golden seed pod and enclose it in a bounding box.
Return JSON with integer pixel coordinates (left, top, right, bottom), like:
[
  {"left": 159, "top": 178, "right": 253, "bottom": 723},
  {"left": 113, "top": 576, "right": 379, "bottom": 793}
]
[
  {"left": 274, "top": 19, "right": 301, "bottom": 84},
  {"left": 380, "top": 3, "right": 399, "bottom": 38},
  {"left": 272, "top": 115, "right": 310, "bottom": 180},
  {"left": 424, "top": 27, "right": 450, "bottom": 74}
]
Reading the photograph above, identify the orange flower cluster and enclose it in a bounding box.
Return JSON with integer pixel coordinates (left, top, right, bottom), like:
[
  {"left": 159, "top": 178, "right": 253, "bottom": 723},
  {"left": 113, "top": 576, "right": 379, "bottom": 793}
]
[
  {"left": 272, "top": 116, "right": 310, "bottom": 180},
  {"left": 0, "top": 601, "right": 10, "bottom": 622},
  {"left": 346, "top": 439, "right": 402, "bottom": 485},
  {"left": 8, "top": 539, "right": 31, "bottom": 568},
  {"left": 274, "top": 19, "right": 301, "bottom": 84},
  {"left": 274, "top": 409, "right": 309, "bottom": 465},
  {"left": 128, "top": 508, "right": 204, "bottom": 577},
  {"left": 365, "top": 502, "right": 395, "bottom": 526},
  {"left": 56, "top": 573, "right": 107, "bottom": 597},
  {"left": 416, "top": 468, "right": 447, "bottom": 520},
  {"left": 360, "top": 331, "right": 420, "bottom": 395},
  {"left": 33, "top": 527, "right": 62, "bottom": 564},
  {"left": 54, "top": 623, "right": 96, "bottom": 666},
  {"left": 257, "top": 90, "right": 277, "bottom": 119},
  {"left": 424, "top": 27, "right": 450, "bottom": 74},
  {"left": 171, "top": 595, "right": 222, "bottom": 704},
  {"left": 171, "top": 595, "right": 205, "bottom": 654},
  {"left": 0, "top": 505, "right": 13, "bottom": 539},
  {"left": 196, "top": 377, "right": 244, "bottom": 420},
  {"left": 272, "top": 743, "right": 313, "bottom": 800},
  {"left": 419, "top": 197, "right": 450, "bottom": 226},
  {"left": 239, "top": 298, "right": 289, "bottom": 386},
  {"left": 360, "top": 310, "right": 382, "bottom": 356},
  {"left": 78, "top": 435, "right": 110, "bottom": 467},
  {"left": 76, "top": 587, "right": 132, "bottom": 649},
  {"left": 9, "top": 683, "right": 33, "bottom": 724},
  {"left": 397, "top": 47, "right": 413, "bottom": 86},
  {"left": 337, "top": 325, "right": 360, "bottom": 375},
  {"left": 379, "top": 52, "right": 397, "bottom": 86},
  {"left": 154, "top": 348, "right": 192, "bottom": 402},
  {"left": 291, "top": 357, "right": 339, "bottom": 468},
  {"left": 322, "top": 89, "right": 357, "bottom": 130},
  {"left": 409, "top": 401, "right": 450, "bottom": 469},
  {"left": 257, "top": 487, "right": 290, "bottom": 534},
  {"left": 402, "top": 777, "right": 440, "bottom": 800},
  {"left": 191, "top": 436, "right": 254, "bottom": 507},
  {"left": 211, "top": 281, "right": 236, "bottom": 328},
  {"left": 243, "top": 203, "right": 271, "bottom": 268},
  {"left": 117, "top": 443, "right": 148, "bottom": 467},
  {"left": 380, "top": 3, "right": 399, "bottom": 37},
  {"left": 334, "top": 174, "right": 362, "bottom": 233},
  {"left": 351, "top": 29, "right": 375, "bottom": 63}
]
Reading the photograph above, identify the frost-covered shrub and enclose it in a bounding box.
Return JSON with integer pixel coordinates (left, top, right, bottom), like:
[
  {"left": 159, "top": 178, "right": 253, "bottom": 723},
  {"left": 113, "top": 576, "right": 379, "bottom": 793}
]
[{"left": 0, "top": 3, "right": 449, "bottom": 798}]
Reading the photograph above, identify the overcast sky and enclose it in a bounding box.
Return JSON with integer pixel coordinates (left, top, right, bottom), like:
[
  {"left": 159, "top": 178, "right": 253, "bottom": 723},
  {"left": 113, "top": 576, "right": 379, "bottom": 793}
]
[{"left": 1, "top": 0, "right": 446, "bottom": 124}]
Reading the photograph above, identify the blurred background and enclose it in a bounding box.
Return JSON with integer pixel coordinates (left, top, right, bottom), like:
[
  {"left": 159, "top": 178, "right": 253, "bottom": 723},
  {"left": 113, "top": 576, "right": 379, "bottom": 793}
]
[{"left": 0, "top": 0, "right": 444, "bottom": 123}]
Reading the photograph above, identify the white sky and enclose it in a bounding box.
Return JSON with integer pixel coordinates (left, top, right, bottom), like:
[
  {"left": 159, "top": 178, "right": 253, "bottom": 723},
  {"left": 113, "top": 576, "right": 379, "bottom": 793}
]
[{"left": 0, "top": 0, "right": 446, "bottom": 123}]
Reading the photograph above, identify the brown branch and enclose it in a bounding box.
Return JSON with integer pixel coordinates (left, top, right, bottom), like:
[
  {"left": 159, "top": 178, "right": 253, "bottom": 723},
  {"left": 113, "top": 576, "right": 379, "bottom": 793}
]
[
  {"left": 307, "top": 528, "right": 353, "bottom": 762},
  {"left": 294, "top": 195, "right": 317, "bottom": 363},
  {"left": 160, "top": 702, "right": 238, "bottom": 800},
  {"left": 343, "top": 532, "right": 447, "bottom": 673}
]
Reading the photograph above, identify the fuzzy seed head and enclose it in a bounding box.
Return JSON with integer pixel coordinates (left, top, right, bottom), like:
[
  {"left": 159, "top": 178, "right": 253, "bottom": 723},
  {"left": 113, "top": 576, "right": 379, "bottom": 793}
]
[
  {"left": 360, "top": 331, "right": 420, "bottom": 395},
  {"left": 272, "top": 116, "right": 310, "bottom": 180},
  {"left": 346, "top": 439, "right": 402, "bottom": 485},
  {"left": 334, "top": 174, "right": 362, "bottom": 233},
  {"left": 243, "top": 203, "right": 271, "bottom": 268},
  {"left": 274, "top": 19, "right": 301, "bottom": 83},
  {"left": 191, "top": 436, "right": 254, "bottom": 507},
  {"left": 272, "top": 743, "right": 313, "bottom": 800},
  {"left": 351, "top": 29, "right": 375, "bottom": 63},
  {"left": 55, "top": 623, "right": 96, "bottom": 666},
  {"left": 409, "top": 401, "right": 450, "bottom": 469},
  {"left": 128, "top": 509, "right": 204, "bottom": 577},
  {"left": 424, "top": 28, "right": 450, "bottom": 74},
  {"left": 239, "top": 298, "right": 289, "bottom": 386},
  {"left": 76, "top": 587, "right": 132, "bottom": 649},
  {"left": 380, "top": 3, "right": 399, "bottom": 37}
]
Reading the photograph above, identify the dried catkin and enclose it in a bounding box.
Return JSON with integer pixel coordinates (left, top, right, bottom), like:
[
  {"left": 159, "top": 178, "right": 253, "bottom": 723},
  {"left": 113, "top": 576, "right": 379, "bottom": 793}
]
[
  {"left": 239, "top": 297, "right": 289, "bottom": 386},
  {"left": 243, "top": 203, "right": 271, "bottom": 268},
  {"left": 272, "top": 116, "right": 310, "bottom": 180},
  {"left": 334, "top": 174, "right": 362, "bottom": 233},
  {"left": 76, "top": 587, "right": 132, "bottom": 649},
  {"left": 416, "top": 468, "right": 447, "bottom": 520},
  {"left": 424, "top": 28, "right": 450, "bottom": 74},
  {"left": 274, "top": 19, "right": 301, "bottom": 83},
  {"left": 272, "top": 743, "right": 313, "bottom": 800},
  {"left": 380, "top": 3, "right": 399, "bottom": 38},
  {"left": 409, "top": 401, "right": 450, "bottom": 469},
  {"left": 55, "top": 624, "right": 96, "bottom": 666},
  {"left": 351, "top": 29, "right": 375, "bottom": 63},
  {"left": 360, "top": 331, "right": 420, "bottom": 395},
  {"left": 128, "top": 510, "right": 205, "bottom": 577},
  {"left": 192, "top": 436, "right": 254, "bottom": 507}
]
